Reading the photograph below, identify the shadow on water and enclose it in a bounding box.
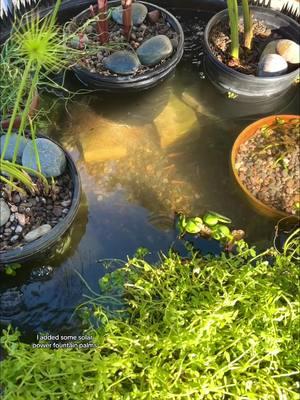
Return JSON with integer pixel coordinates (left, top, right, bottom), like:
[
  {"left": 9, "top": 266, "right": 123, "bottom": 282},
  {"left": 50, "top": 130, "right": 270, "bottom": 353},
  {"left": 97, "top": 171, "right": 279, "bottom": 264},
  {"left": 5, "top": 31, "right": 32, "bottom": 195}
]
[{"left": 1, "top": 8, "right": 299, "bottom": 339}]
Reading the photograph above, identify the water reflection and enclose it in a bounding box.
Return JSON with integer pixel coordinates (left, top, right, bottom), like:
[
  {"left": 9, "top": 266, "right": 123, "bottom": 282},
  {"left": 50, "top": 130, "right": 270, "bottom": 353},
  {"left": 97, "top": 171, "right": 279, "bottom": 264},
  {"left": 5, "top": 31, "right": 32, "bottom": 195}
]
[{"left": 1, "top": 9, "right": 299, "bottom": 337}]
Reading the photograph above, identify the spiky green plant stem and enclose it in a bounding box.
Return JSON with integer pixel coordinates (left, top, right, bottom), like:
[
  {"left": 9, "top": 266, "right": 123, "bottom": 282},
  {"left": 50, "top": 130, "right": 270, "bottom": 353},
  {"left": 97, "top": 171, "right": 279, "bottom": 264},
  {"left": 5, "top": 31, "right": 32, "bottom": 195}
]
[
  {"left": 242, "top": 0, "right": 253, "bottom": 49},
  {"left": 227, "top": 0, "right": 239, "bottom": 59}
]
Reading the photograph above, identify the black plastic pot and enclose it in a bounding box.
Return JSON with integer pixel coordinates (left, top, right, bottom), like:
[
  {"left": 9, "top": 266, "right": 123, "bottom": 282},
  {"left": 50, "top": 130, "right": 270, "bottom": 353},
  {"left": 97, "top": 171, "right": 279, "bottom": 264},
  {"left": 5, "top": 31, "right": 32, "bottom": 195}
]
[
  {"left": 0, "top": 135, "right": 81, "bottom": 266},
  {"left": 70, "top": 1, "right": 184, "bottom": 92},
  {"left": 203, "top": 7, "right": 300, "bottom": 102}
]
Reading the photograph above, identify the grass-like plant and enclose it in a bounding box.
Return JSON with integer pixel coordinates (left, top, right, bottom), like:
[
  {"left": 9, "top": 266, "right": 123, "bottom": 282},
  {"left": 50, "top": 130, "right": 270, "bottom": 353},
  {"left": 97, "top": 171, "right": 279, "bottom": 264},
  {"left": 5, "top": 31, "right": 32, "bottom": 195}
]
[
  {"left": 1, "top": 234, "right": 299, "bottom": 399},
  {"left": 227, "top": 0, "right": 253, "bottom": 59}
]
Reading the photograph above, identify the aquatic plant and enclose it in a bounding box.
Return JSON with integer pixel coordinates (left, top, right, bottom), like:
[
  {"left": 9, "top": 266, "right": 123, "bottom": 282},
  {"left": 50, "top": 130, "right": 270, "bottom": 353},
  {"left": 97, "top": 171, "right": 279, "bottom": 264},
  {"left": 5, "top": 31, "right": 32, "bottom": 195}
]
[
  {"left": 177, "top": 211, "right": 244, "bottom": 250},
  {"left": 0, "top": 0, "right": 65, "bottom": 192},
  {"left": 1, "top": 236, "right": 299, "bottom": 399},
  {"left": 227, "top": 0, "right": 253, "bottom": 59}
]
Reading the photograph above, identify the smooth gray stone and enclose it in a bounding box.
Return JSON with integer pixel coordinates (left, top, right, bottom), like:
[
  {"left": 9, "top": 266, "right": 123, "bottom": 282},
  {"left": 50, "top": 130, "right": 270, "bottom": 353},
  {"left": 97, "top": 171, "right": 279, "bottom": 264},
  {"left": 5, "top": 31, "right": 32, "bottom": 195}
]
[
  {"left": 22, "top": 138, "right": 66, "bottom": 178},
  {"left": 24, "top": 224, "right": 52, "bottom": 243},
  {"left": 137, "top": 35, "right": 173, "bottom": 66},
  {"left": 111, "top": 3, "right": 148, "bottom": 26},
  {"left": 258, "top": 54, "right": 288, "bottom": 77},
  {"left": 0, "top": 200, "right": 10, "bottom": 227},
  {"left": 103, "top": 50, "right": 141, "bottom": 75},
  {"left": 0, "top": 133, "right": 29, "bottom": 162}
]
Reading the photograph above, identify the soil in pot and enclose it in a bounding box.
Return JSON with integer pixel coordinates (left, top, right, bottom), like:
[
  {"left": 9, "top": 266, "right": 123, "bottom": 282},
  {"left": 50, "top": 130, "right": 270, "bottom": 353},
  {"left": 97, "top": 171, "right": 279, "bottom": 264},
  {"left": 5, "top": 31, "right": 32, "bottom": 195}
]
[
  {"left": 66, "top": 2, "right": 180, "bottom": 77},
  {"left": 0, "top": 134, "right": 73, "bottom": 252},
  {"left": 235, "top": 117, "right": 300, "bottom": 215},
  {"left": 209, "top": 18, "right": 300, "bottom": 76}
]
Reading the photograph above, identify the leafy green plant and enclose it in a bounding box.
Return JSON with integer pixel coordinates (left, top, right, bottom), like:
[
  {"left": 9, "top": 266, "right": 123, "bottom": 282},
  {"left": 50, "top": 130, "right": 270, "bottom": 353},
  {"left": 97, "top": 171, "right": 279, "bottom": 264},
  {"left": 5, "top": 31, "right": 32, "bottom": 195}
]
[
  {"left": 176, "top": 211, "right": 244, "bottom": 249},
  {"left": 1, "top": 235, "right": 299, "bottom": 399},
  {"left": 227, "top": 0, "right": 253, "bottom": 59}
]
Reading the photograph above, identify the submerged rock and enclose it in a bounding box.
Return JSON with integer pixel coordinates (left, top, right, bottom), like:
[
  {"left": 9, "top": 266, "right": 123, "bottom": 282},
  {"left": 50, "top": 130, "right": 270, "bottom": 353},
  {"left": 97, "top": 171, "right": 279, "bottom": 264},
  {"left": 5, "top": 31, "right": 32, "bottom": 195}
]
[
  {"left": 258, "top": 54, "right": 288, "bottom": 77},
  {"left": 24, "top": 224, "right": 52, "bottom": 242},
  {"left": 22, "top": 138, "right": 66, "bottom": 178},
  {"left": 111, "top": 3, "right": 148, "bottom": 26},
  {"left": 154, "top": 93, "right": 197, "bottom": 148},
  {"left": 103, "top": 51, "right": 141, "bottom": 75},
  {"left": 137, "top": 35, "right": 173, "bottom": 66},
  {"left": 0, "top": 200, "right": 10, "bottom": 227},
  {"left": 0, "top": 133, "right": 29, "bottom": 162},
  {"left": 276, "top": 39, "right": 300, "bottom": 64},
  {"left": 0, "top": 288, "right": 24, "bottom": 317}
]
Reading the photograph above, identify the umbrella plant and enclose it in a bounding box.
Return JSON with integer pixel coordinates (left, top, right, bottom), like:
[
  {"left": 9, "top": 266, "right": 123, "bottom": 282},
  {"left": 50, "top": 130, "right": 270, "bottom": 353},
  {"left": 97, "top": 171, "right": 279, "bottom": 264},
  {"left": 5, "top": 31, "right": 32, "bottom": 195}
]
[{"left": 0, "top": 0, "right": 71, "bottom": 194}]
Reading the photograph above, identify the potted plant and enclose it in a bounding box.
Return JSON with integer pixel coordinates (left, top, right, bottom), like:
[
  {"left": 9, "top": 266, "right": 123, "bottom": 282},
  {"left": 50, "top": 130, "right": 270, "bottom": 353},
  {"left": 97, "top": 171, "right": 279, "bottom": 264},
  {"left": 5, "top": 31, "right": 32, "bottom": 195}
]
[
  {"left": 0, "top": 0, "right": 81, "bottom": 267},
  {"left": 64, "top": 0, "right": 184, "bottom": 91},
  {"left": 203, "top": 0, "right": 300, "bottom": 101},
  {"left": 231, "top": 115, "right": 300, "bottom": 219}
]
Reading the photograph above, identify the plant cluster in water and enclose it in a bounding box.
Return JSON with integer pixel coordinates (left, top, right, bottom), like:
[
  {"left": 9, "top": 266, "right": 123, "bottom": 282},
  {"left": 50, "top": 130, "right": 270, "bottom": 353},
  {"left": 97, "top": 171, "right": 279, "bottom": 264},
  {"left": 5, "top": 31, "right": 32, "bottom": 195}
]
[
  {"left": 177, "top": 211, "right": 245, "bottom": 251},
  {"left": 1, "top": 229, "right": 299, "bottom": 398}
]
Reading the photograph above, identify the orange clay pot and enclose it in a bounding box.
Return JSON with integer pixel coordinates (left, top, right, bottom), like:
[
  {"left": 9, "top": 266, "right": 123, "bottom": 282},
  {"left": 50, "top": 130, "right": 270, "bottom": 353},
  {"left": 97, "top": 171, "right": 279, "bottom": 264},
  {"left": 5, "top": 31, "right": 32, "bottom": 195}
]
[{"left": 231, "top": 115, "right": 300, "bottom": 220}]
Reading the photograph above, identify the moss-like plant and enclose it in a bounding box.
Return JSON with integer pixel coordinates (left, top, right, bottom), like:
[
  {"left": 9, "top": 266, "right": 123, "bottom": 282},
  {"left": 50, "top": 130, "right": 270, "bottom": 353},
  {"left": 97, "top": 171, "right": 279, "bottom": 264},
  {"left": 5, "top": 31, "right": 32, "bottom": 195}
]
[{"left": 0, "top": 233, "right": 299, "bottom": 399}]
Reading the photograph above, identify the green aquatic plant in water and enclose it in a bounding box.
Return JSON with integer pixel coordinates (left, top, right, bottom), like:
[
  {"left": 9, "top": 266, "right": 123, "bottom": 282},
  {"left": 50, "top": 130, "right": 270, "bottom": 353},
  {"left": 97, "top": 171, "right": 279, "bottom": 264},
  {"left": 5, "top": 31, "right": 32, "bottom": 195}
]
[{"left": 1, "top": 231, "right": 299, "bottom": 399}]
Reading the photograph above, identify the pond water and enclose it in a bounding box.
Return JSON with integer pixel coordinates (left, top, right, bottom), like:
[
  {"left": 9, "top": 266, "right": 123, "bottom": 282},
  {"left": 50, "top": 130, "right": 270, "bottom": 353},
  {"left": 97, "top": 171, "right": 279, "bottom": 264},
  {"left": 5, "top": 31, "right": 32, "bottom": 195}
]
[{"left": 0, "top": 9, "right": 299, "bottom": 340}]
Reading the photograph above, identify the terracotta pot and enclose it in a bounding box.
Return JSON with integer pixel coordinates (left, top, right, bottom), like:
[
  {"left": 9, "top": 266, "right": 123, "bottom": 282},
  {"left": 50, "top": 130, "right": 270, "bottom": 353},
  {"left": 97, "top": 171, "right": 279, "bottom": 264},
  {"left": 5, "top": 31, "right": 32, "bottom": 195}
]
[
  {"left": 231, "top": 115, "right": 300, "bottom": 219},
  {"left": 0, "top": 92, "right": 40, "bottom": 129}
]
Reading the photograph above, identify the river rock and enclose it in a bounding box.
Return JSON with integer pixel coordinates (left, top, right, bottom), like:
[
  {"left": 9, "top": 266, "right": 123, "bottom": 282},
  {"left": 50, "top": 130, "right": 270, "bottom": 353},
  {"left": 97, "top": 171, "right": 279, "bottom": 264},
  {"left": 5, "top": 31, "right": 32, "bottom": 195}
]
[
  {"left": 103, "top": 51, "right": 141, "bottom": 75},
  {"left": 260, "top": 40, "right": 280, "bottom": 59},
  {"left": 276, "top": 39, "right": 300, "bottom": 64},
  {"left": 24, "top": 224, "right": 52, "bottom": 243},
  {"left": 22, "top": 138, "right": 66, "bottom": 178},
  {"left": 258, "top": 54, "right": 288, "bottom": 77},
  {"left": 0, "top": 133, "right": 29, "bottom": 162},
  {"left": 0, "top": 200, "right": 10, "bottom": 227},
  {"left": 137, "top": 35, "right": 173, "bottom": 66},
  {"left": 154, "top": 93, "right": 197, "bottom": 148},
  {"left": 111, "top": 3, "right": 148, "bottom": 26}
]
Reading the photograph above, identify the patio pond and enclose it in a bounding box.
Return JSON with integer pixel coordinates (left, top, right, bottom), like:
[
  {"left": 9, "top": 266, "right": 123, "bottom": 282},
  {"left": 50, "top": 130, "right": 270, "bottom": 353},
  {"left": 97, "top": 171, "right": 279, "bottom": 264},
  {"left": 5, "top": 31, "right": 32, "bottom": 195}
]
[{"left": 0, "top": 8, "right": 299, "bottom": 341}]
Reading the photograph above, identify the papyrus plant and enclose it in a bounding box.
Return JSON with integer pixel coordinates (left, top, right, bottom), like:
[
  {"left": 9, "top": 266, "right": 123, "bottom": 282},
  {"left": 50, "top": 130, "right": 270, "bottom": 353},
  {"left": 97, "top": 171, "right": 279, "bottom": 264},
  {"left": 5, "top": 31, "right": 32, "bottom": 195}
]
[{"left": 227, "top": 0, "right": 253, "bottom": 59}]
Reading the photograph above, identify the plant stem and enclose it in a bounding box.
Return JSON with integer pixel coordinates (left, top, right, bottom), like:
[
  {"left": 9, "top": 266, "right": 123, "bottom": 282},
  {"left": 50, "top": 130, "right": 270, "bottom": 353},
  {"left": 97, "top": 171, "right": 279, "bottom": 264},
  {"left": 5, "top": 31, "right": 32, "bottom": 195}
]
[
  {"left": 122, "top": 0, "right": 133, "bottom": 40},
  {"left": 227, "top": 0, "right": 239, "bottom": 60},
  {"left": 1, "top": 60, "right": 32, "bottom": 162},
  {"left": 97, "top": 0, "right": 109, "bottom": 44},
  {"left": 242, "top": 0, "right": 253, "bottom": 49}
]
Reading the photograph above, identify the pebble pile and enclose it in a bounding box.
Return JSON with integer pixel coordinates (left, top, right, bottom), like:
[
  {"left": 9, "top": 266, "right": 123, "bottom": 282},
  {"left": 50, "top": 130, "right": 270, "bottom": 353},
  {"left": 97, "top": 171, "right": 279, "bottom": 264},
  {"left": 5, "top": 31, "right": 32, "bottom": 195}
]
[{"left": 235, "top": 118, "right": 300, "bottom": 214}]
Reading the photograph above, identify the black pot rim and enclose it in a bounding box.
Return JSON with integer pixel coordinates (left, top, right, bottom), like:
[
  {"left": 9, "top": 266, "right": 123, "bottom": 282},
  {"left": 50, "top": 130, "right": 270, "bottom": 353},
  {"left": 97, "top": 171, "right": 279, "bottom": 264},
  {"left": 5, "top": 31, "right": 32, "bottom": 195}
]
[
  {"left": 0, "top": 134, "right": 81, "bottom": 266},
  {"left": 71, "top": 0, "right": 184, "bottom": 85},
  {"left": 204, "top": 6, "right": 300, "bottom": 81}
]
